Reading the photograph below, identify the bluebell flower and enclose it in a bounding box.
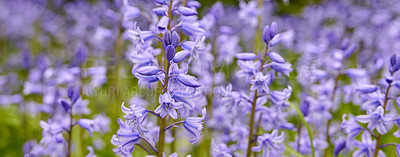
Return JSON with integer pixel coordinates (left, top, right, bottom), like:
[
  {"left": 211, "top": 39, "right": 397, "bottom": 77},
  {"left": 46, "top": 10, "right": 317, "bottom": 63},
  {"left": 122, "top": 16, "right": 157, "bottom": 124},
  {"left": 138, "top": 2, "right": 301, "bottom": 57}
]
[
  {"left": 263, "top": 25, "right": 270, "bottom": 44},
  {"left": 267, "top": 62, "right": 293, "bottom": 76},
  {"left": 111, "top": 118, "right": 140, "bottom": 156},
  {"left": 396, "top": 144, "right": 400, "bottom": 156},
  {"left": 176, "top": 74, "right": 201, "bottom": 88},
  {"left": 122, "top": 0, "right": 140, "bottom": 22},
  {"left": 270, "top": 86, "right": 292, "bottom": 107},
  {"left": 155, "top": 93, "right": 183, "bottom": 119},
  {"left": 183, "top": 108, "right": 206, "bottom": 143},
  {"left": 389, "top": 54, "right": 400, "bottom": 74},
  {"left": 180, "top": 22, "right": 205, "bottom": 36},
  {"left": 78, "top": 119, "right": 100, "bottom": 136},
  {"left": 157, "top": 16, "right": 169, "bottom": 34},
  {"left": 121, "top": 102, "right": 148, "bottom": 133},
  {"left": 352, "top": 132, "right": 384, "bottom": 157},
  {"left": 344, "top": 68, "right": 367, "bottom": 79},
  {"left": 211, "top": 139, "right": 233, "bottom": 157},
  {"left": 250, "top": 72, "right": 270, "bottom": 92},
  {"left": 177, "top": 6, "right": 198, "bottom": 16},
  {"left": 136, "top": 66, "right": 161, "bottom": 76},
  {"left": 356, "top": 84, "right": 378, "bottom": 94},
  {"left": 235, "top": 53, "right": 257, "bottom": 61},
  {"left": 236, "top": 60, "right": 260, "bottom": 80},
  {"left": 67, "top": 84, "right": 80, "bottom": 103},
  {"left": 153, "top": 7, "right": 168, "bottom": 16},
  {"left": 360, "top": 91, "right": 384, "bottom": 110},
  {"left": 356, "top": 106, "right": 392, "bottom": 134},
  {"left": 341, "top": 114, "right": 362, "bottom": 139},
  {"left": 334, "top": 139, "right": 346, "bottom": 157},
  {"left": 252, "top": 129, "right": 285, "bottom": 157},
  {"left": 86, "top": 146, "right": 96, "bottom": 157},
  {"left": 173, "top": 50, "right": 191, "bottom": 63},
  {"left": 39, "top": 120, "right": 64, "bottom": 145},
  {"left": 393, "top": 116, "right": 400, "bottom": 137},
  {"left": 238, "top": 1, "right": 260, "bottom": 27},
  {"left": 269, "top": 22, "right": 278, "bottom": 39},
  {"left": 268, "top": 52, "right": 285, "bottom": 63}
]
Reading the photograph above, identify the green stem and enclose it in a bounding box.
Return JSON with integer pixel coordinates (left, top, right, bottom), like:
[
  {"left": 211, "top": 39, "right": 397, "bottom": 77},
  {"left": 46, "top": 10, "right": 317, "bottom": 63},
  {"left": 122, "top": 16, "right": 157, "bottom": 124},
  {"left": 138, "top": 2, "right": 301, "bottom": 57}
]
[
  {"left": 246, "top": 90, "right": 258, "bottom": 157},
  {"left": 373, "top": 84, "right": 392, "bottom": 157},
  {"left": 157, "top": 1, "right": 173, "bottom": 156},
  {"left": 323, "top": 71, "right": 341, "bottom": 156},
  {"left": 67, "top": 102, "right": 74, "bottom": 157},
  {"left": 246, "top": 45, "right": 268, "bottom": 157}
]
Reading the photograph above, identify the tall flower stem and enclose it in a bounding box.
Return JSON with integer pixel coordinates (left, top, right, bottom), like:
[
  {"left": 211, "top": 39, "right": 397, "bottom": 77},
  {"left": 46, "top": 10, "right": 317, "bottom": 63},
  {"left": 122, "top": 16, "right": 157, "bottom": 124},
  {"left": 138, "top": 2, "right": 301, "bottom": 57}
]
[
  {"left": 158, "top": 117, "right": 167, "bottom": 157},
  {"left": 323, "top": 71, "right": 341, "bottom": 156},
  {"left": 246, "top": 45, "right": 268, "bottom": 157},
  {"left": 158, "top": 61, "right": 171, "bottom": 157},
  {"left": 67, "top": 101, "right": 74, "bottom": 157},
  {"left": 157, "top": 1, "right": 173, "bottom": 156},
  {"left": 373, "top": 83, "right": 392, "bottom": 157},
  {"left": 246, "top": 90, "right": 258, "bottom": 157}
]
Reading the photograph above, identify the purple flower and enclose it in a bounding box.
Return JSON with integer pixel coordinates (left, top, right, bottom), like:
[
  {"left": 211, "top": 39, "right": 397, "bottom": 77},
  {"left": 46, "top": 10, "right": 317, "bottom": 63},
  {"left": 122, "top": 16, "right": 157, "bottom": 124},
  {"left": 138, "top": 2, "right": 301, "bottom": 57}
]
[
  {"left": 356, "top": 106, "right": 392, "bottom": 134},
  {"left": 136, "top": 66, "right": 161, "bottom": 76},
  {"left": 389, "top": 54, "right": 400, "bottom": 74},
  {"left": 183, "top": 108, "right": 206, "bottom": 143},
  {"left": 39, "top": 120, "right": 64, "bottom": 145},
  {"left": 252, "top": 129, "right": 285, "bottom": 157},
  {"left": 173, "top": 50, "right": 191, "bottom": 63},
  {"left": 250, "top": 72, "right": 270, "bottom": 92},
  {"left": 268, "top": 52, "right": 285, "bottom": 63},
  {"left": 176, "top": 74, "right": 201, "bottom": 88},
  {"left": 268, "top": 62, "right": 293, "bottom": 76},
  {"left": 211, "top": 139, "right": 233, "bottom": 157},
  {"left": 177, "top": 6, "right": 198, "bottom": 16},
  {"left": 334, "top": 139, "right": 346, "bottom": 157},
  {"left": 155, "top": 93, "right": 183, "bottom": 119},
  {"left": 157, "top": 16, "right": 169, "bottom": 34},
  {"left": 78, "top": 119, "right": 100, "bottom": 136},
  {"left": 341, "top": 114, "right": 362, "bottom": 139},
  {"left": 352, "top": 132, "right": 384, "bottom": 157},
  {"left": 111, "top": 118, "right": 140, "bottom": 156},
  {"left": 356, "top": 84, "right": 378, "bottom": 94},
  {"left": 235, "top": 53, "right": 257, "bottom": 61}
]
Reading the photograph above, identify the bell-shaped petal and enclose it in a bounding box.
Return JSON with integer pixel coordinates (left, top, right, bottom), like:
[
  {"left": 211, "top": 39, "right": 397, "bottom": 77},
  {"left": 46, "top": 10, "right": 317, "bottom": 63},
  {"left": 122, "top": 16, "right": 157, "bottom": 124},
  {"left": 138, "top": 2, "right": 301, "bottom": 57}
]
[
  {"left": 173, "top": 50, "right": 191, "bottom": 63},
  {"left": 177, "top": 74, "right": 201, "bottom": 88},
  {"left": 269, "top": 34, "right": 281, "bottom": 47},
  {"left": 137, "top": 66, "right": 161, "bottom": 76},
  {"left": 344, "top": 68, "right": 367, "bottom": 78},
  {"left": 268, "top": 52, "right": 284, "bottom": 63},
  {"left": 269, "top": 22, "right": 278, "bottom": 39},
  {"left": 262, "top": 25, "right": 270, "bottom": 44},
  {"left": 157, "top": 16, "right": 169, "bottom": 34},
  {"left": 235, "top": 53, "right": 257, "bottom": 61},
  {"left": 356, "top": 84, "right": 378, "bottom": 94},
  {"left": 166, "top": 45, "right": 176, "bottom": 61},
  {"left": 153, "top": 7, "right": 167, "bottom": 16},
  {"left": 180, "top": 22, "right": 205, "bottom": 36},
  {"left": 60, "top": 100, "right": 70, "bottom": 112},
  {"left": 177, "top": 6, "right": 198, "bottom": 16}
]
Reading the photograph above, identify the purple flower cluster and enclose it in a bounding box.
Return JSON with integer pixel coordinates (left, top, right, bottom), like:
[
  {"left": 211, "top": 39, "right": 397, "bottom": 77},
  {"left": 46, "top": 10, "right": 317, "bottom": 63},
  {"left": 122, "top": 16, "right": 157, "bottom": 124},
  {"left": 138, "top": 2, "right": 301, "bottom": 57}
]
[{"left": 2, "top": 0, "right": 400, "bottom": 156}]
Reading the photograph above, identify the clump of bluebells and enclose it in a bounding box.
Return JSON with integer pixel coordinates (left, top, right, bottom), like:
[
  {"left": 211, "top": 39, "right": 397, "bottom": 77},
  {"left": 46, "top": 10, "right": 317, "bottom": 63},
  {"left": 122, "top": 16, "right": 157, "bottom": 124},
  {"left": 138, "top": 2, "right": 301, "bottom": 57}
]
[
  {"left": 111, "top": 0, "right": 206, "bottom": 156},
  {"left": 3, "top": 0, "right": 400, "bottom": 156}
]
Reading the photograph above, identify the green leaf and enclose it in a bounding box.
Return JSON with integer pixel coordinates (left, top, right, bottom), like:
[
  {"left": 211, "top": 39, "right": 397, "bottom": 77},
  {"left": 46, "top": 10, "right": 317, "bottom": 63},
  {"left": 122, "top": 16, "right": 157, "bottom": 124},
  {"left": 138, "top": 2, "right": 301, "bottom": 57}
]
[{"left": 289, "top": 101, "right": 315, "bottom": 157}]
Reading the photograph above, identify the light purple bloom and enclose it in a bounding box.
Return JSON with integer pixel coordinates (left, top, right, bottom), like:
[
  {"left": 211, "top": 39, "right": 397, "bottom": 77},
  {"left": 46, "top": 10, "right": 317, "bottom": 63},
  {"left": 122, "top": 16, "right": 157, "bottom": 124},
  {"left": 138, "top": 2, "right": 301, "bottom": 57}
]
[
  {"left": 250, "top": 72, "right": 270, "bottom": 92},
  {"left": 356, "top": 106, "right": 392, "bottom": 134},
  {"left": 251, "top": 129, "right": 285, "bottom": 157},
  {"left": 183, "top": 108, "right": 206, "bottom": 143},
  {"left": 155, "top": 93, "right": 183, "bottom": 119}
]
